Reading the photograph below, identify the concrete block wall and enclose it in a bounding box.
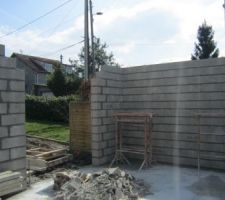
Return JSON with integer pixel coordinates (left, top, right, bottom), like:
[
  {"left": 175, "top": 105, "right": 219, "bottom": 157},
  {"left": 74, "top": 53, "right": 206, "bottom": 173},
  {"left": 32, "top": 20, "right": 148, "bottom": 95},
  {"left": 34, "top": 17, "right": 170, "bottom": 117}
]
[
  {"left": 121, "top": 58, "right": 225, "bottom": 169},
  {"left": 0, "top": 45, "right": 26, "bottom": 176},
  {"left": 91, "top": 66, "right": 123, "bottom": 165},
  {"left": 91, "top": 58, "right": 225, "bottom": 170}
]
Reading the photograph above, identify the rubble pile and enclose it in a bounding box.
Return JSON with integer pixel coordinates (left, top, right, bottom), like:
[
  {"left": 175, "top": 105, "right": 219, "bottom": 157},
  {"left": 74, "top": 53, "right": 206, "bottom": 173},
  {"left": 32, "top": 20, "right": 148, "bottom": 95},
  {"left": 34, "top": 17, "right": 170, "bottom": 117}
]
[{"left": 53, "top": 168, "right": 150, "bottom": 200}]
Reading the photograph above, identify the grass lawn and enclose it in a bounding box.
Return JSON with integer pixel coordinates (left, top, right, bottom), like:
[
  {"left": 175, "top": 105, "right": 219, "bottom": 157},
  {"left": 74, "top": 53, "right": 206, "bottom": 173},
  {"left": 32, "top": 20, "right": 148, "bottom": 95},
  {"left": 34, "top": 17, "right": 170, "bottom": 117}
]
[{"left": 26, "top": 120, "right": 69, "bottom": 142}]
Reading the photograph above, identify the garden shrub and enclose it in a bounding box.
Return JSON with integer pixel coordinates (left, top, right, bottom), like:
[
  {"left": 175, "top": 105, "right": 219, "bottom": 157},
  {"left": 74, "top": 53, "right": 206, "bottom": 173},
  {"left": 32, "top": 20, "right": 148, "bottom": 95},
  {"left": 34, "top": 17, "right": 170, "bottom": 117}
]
[{"left": 26, "top": 95, "right": 80, "bottom": 123}]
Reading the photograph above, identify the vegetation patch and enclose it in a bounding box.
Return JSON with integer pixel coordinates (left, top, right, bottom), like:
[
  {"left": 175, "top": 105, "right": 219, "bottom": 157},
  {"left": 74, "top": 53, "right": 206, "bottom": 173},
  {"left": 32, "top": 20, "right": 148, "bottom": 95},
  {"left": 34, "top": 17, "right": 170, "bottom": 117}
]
[{"left": 26, "top": 120, "right": 69, "bottom": 142}]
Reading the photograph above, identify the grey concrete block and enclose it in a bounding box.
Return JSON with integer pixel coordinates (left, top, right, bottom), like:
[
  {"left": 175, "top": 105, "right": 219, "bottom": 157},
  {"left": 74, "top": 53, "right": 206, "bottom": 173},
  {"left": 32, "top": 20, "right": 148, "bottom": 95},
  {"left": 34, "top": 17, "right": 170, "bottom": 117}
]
[
  {"left": 0, "top": 103, "right": 7, "bottom": 114},
  {"left": 91, "top": 87, "right": 102, "bottom": 94},
  {"left": 0, "top": 44, "right": 5, "bottom": 56},
  {"left": 9, "top": 81, "right": 24, "bottom": 91},
  {"left": 0, "top": 68, "right": 25, "bottom": 80},
  {"left": 107, "top": 80, "right": 122, "bottom": 88},
  {"left": 106, "top": 95, "right": 123, "bottom": 102},
  {"left": 0, "top": 158, "right": 26, "bottom": 171},
  {"left": 92, "top": 156, "right": 109, "bottom": 166},
  {"left": 102, "top": 102, "right": 121, "bottom": 110},
  {"left": 1, "top": 114, "right": 25, "bottom": 126},
  {"left": 92, "top": 141, "right": 107, "bottom": 150},
  {"left": 0, "top": 80, "right": 7, "bottom": 90},
  {"left": 103, "top": 147, "right": 114, "bottom": 156},
  {"left": 92, "top": 149, "right": 103, "bottom": 157},
  {"left": 0, "top": 149, "right": 9, "bottom": 162},
  {"left": 1, "top": 91, "right": 25, "bottom": 103},
  {"left": 92, "top": 118, "right": 102, "bottom": 126},
  {"left": 10, "top": 125, "right": 25, "bottom": 136},
  {"left": 0, "top": 127, "right": 8, "bottom": 137},
  {"left": 1, "top": 136, "right": 26, "bottom": 149},
  {"left": 10, "top": 147, "right": 26, "bottom": 159},
  {"left": 92, "top": 126, "right": 107, "bottom": 134},
  {"left": 9, "top": 103, "right": 25, "bottom": 113},
  {"left": 92, "top": 133, "right": 102, "bottom": 142},
  {"left": 91, "top": 78, "right": 106, "bottom": 87},
  {"left": 91, "top": 94, "right": 106, "bottom": 102},
  {"left": 91, "top": 102, "right": 102, "bottom": 110},
  {"left": 0, "top": 57, "right": 16, "bottom": 68},
  {"left": 103, "top": 132, "right": 114, "bottom": 140},
  {"left": 102, "top": 88, "right": 121, "bottom": 95},
  {"left": 91, "top": 110, "right": 107, "bottom": 118}
]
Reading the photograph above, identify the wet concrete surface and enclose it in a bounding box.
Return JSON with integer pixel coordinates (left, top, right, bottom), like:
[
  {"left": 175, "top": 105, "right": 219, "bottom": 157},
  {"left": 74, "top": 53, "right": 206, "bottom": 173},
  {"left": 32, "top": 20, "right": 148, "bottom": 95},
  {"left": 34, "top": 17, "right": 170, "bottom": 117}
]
[{"left": 6, "top": 164, "right": 225, "bottom": 200}]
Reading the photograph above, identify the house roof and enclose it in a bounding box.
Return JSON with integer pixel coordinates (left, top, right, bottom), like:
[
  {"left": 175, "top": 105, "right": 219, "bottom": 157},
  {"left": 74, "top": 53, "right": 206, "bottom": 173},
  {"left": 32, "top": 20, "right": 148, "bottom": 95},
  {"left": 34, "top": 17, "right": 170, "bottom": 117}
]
[{"left": 11, "top": 53, "right": 62, "bottom": 73}]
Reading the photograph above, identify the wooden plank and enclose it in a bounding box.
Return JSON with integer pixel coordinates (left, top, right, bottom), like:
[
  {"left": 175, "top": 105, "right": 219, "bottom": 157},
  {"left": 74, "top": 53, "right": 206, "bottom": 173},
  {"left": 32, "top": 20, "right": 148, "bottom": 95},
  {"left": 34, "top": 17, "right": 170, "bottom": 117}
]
[
  {"left": 35, "top": 149, "right": 66, "bottom": 158},
  {"left": 46, "top": 154, "right": 72, "bottom": 168}
]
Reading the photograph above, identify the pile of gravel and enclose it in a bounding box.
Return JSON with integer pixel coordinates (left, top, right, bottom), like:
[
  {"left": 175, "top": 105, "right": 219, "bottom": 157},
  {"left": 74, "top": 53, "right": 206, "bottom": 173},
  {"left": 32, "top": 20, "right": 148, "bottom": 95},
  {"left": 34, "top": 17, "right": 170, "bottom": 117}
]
[{"left": 53, "top": 168, "right": 150, "bottom": 200}]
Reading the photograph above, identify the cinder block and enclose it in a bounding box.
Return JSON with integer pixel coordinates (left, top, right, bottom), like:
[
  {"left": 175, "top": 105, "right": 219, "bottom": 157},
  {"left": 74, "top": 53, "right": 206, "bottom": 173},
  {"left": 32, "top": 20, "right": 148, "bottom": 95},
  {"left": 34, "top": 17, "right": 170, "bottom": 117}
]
[
  {"left": 91, "top": 87, "right": 102, "bottom": 94},
  {"left": 107, "top": 139, "right": 115, "bottom": 147},
  {"left": 0, "top": 149, "right": 9, "bottom": 162},
  {"left": 91, "top": 102, "right": 102, "bottom": 110},
  {"left": 92, "top": 149, "right": 103, "bottom": 157},
  {"left": 92, "top": 156, "right": 109, "bottom": 166},
  {"left": 0, "top": 68, "right": 25, "bottom": 80},
  {"left": 0, "top": 158, "right": 26, "bottom": 171},
  {"left": 1, "top": 91, "right": 25, "bottom": 103},
  {"left": 10, "top": 125, "right": 25, "bottom": 136},
  {"left": 91, "top": 78, "right": 106, "bottom": 87},
  {"left": 9, "top": 81, "right": 24, "bottom": 91},
  {"left": 1, "top": 136, "right": 26, "bottom": 149},
  {"left": 91, "top": 110, "right": 107, "bottom": 118},
  {"left": 91, "top": 94, "right": 106, "bottom": 102},
  {"left": 92, "top": 133, "right": 102, "bottom": 142},
  {"left": 102, "top": 88, "right": 121, "bottom": 95},
  {"left": 0, "top": 80, "right": 7, "bottom": 90},
  {"left": 92, "top": 118, "right": 102, "bottom": 126},
  {"left": 0, "top": 103, "right": 7, "bottom": 114},
  {"left": 92, "top": 141, "right": 107, "bottom": 150},
  {"left": 9, "top": 103, "right": 25, "bottom": 114},
  {"left": 92, "top": 126, "right": 107, "bottom": 134},
  {"left": 107, "top": 80, "right": 122, "bottom": 88},
  {"left": 10, "top": 147, "right": 26, "bottom": 159},
  {"left": 106, "top": 95, "right": 123, "bottom": 102},
  {"left": 103, "top": 132, "right": 114, "bottom": 140},
  {"left": 1, "top": 114, "right": 25, "bottom": 126},
  {"left": 0, "top": 57, "right": 16, "bottom": 68},
  {"left": 0, "top": 44, "right": 5, "bottom": 56},
  {"left": 103, "top": 147, "right": 114, "bottom": 156},
  {"left": 0, "top": 127, "right": 8, "bottom": 137}
]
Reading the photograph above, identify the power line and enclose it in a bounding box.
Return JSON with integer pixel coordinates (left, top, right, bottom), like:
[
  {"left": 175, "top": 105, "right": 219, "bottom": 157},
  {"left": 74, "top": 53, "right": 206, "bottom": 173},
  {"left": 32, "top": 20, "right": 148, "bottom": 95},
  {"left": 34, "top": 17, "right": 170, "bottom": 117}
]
[
  {"left": 39, "top": 1, "right": 82, "bottom": 37},
  {"left": 44, "top": 40, "right": 84, "bottom": 57},
  {"left": 0, "top": 0, "right": 73, "bottom": 39}
]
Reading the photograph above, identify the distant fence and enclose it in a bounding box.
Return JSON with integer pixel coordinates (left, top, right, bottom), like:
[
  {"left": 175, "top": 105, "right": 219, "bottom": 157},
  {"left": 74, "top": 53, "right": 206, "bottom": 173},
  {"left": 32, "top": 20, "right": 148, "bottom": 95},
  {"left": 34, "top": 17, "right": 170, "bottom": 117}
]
[{"left": 91, "top": 58, "right": 225, "bottom": 170}]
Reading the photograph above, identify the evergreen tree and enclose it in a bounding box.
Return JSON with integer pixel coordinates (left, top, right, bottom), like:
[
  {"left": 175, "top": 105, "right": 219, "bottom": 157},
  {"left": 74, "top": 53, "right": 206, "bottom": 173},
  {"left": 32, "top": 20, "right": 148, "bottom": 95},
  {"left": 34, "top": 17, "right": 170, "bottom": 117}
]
[
  {"left": 191, "top": 21, "right": 219, "bottom": 60},
  {"left": 47, "top": 65, "right": 67, "bottom": 97}
]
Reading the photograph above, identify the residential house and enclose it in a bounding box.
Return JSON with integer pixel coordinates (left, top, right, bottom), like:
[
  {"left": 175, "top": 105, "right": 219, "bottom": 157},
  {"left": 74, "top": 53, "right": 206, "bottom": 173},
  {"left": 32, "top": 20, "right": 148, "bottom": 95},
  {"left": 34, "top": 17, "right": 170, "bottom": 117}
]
[{"left": 11, "top": 53, "right": 74, "bottom": 96}]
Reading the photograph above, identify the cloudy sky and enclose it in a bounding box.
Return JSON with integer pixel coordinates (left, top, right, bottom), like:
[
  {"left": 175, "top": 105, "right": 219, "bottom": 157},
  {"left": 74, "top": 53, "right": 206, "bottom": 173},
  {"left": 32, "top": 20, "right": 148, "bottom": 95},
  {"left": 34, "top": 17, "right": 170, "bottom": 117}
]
[{"left": 0, "top": 0, "right": 224, "bottom": 67}]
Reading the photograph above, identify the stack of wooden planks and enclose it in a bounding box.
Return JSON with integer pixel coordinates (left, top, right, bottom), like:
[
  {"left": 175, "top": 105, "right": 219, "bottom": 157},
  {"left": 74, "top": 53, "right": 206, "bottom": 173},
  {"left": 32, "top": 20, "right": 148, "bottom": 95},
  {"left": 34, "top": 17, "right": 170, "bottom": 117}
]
[
  {"left": 27, "top": 148, "right": 72, "bottom": 172},
  {"left": 0, "top": 171, "right": 24, "bottom": 197}
]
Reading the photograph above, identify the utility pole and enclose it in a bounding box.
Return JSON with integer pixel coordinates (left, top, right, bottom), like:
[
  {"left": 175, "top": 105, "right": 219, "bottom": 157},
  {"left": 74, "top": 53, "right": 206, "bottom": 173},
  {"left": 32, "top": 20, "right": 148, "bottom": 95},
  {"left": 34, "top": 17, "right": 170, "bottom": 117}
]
[
  {"left": 84, "top": 0, "right": 89, "bottom": 80},
  {"left": 89, "top": 0, "right": 95, "bottom": 75}
]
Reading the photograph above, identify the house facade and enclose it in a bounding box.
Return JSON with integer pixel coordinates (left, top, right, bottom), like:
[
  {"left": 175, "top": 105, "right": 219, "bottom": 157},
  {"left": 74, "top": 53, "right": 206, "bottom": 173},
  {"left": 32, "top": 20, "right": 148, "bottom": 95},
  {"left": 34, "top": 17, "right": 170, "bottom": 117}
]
[{"left": 11, "top": 53, "right": 74, "bottom": 95}]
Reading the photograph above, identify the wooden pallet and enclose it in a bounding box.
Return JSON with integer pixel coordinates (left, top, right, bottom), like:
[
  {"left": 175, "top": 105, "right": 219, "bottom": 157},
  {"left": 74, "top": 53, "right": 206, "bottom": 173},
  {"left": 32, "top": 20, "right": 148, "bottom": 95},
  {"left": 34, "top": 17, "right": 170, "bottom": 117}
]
[
  {"left": 26, "top": 148, "right": 72, "bottom": 171},
  {"left": 0, "top": 171, "right": 24, "bottom": 197}
]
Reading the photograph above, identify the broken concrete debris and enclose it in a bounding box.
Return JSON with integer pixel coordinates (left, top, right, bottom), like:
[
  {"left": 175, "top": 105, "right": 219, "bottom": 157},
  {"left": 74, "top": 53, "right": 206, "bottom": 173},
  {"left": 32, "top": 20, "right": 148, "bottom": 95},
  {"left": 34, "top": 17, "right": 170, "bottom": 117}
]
[{"left": 53, "top": 167, "right": 150, "bottom": 200}]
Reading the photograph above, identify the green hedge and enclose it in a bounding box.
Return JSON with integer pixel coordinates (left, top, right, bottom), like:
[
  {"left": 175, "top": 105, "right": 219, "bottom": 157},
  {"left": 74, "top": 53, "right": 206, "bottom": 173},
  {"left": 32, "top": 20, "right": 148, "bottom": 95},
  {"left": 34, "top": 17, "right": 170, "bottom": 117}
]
[{"left": 26, "top": 95, "right": 80, "bottom": 123}]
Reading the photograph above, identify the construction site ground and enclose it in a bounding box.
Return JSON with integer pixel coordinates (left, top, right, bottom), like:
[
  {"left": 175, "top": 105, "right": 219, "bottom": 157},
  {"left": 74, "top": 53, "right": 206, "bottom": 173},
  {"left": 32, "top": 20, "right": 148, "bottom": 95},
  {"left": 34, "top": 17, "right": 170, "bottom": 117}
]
[{"left": 7, "top": 164, "right": 225, "bottom": 200}]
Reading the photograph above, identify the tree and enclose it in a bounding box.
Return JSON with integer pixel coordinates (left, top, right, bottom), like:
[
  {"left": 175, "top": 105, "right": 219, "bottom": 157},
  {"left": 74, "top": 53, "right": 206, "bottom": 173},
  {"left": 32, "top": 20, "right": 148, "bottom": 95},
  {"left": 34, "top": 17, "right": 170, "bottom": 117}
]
[
  {"left": 47, "top": 65, "right": 82, "bottom": 96},
  {"left": 191, "top": 21, "right": 219, "bottom": 60},
  {"left": 79, "top": 37, "right": 119, "bottom": 72},
  {"left": 47, "top": 65, "right": 67, "bottom": 97}
]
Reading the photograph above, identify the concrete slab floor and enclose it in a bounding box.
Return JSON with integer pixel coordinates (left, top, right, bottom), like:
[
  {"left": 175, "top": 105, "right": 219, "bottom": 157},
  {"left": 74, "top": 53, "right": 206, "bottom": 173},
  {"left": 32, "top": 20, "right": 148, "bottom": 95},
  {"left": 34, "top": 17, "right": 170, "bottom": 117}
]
[{"left": 6, "top": 165, "right": 225, "bottom": 200}]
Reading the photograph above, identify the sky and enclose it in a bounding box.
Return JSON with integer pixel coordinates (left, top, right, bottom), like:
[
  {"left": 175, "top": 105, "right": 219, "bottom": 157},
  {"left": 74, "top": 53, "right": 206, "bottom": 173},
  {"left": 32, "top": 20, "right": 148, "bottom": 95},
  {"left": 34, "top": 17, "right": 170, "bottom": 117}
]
[{"left": 0, "top": 0, "right": 224, "bottom": 67}]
